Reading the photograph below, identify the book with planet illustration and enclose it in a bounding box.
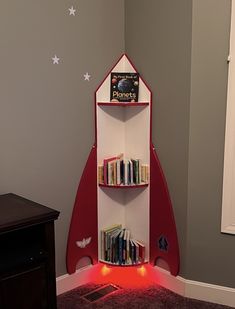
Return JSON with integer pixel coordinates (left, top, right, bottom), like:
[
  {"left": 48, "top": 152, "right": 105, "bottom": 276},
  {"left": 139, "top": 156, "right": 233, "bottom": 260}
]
[{"left": 110, "top": 72, "right": 139, "bottom": 102}]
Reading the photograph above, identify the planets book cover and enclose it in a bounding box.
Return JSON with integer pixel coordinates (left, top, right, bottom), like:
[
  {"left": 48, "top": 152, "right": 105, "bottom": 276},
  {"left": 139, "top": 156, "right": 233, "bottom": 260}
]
[{"left": 110, "top": 72, "right": 139, "bottom": 102}]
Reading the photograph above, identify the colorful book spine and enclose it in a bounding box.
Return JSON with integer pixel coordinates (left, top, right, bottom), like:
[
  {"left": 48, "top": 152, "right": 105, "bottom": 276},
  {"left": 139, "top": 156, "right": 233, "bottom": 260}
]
[
  {"left": 141, "top": 164, "right": 149, "bottom": 183},
  {"left": 98, "top": 165, "right": 104, "bottom": 184},
  {"left": 118, "top": 230, "right": 124, "bottom": 264},
  {"left": 99, "top": 154, "right": 149, "bottom": 186},
  {"left": 101, "top": 225, "right": 145, "bottom": 265}
]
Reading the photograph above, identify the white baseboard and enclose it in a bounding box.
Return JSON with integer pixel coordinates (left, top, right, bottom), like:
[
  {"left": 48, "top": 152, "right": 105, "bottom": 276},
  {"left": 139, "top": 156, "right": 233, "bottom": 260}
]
[
  {"left": 56, "top": 264, "right": 96, "bottom": 295},
  {"left": 56, "top": 265, "right": 235, "bottom": 308},
  {"left": 185, "top": 277, "right": 235, "bottom": 308},
  {"left": 154, "top": 266, "right": 235, "bottom": 308}
]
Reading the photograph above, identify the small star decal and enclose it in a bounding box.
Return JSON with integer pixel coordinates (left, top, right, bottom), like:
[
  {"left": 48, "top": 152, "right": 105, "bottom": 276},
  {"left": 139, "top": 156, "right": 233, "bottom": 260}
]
[
  {"left": 68, "top": 6, "right": 76, "bottom": 16},
  {"left": 52, "top": 55, "right": 60, "bottom": 64},
  {"left": 158, "top": 236, "right": 168, "bottom": 251},
  {"left": 84, "top": 72, "right": 91, "bottom": 81}
]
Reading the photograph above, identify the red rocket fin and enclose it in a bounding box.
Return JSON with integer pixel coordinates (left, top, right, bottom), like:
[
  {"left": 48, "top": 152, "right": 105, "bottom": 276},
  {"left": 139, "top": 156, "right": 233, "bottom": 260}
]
[
  {"left": 66, "top": 145, "right": 98, "bottom": 274},
  {"left": 150, "top": 144, "right": 180, "bottom": 276}
]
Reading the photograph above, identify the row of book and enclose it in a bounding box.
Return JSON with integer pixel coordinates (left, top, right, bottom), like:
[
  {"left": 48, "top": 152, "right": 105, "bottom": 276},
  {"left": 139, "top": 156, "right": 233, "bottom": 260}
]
[
  {"left": 98, "top": 153, "right": 149, "bottom": 186},
  {"left": 100, "top": 224, "right": 145, "bottom": 265}
]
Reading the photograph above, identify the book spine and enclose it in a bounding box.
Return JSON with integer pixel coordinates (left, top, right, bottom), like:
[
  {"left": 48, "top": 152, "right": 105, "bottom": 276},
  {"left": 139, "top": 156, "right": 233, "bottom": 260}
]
[
  {"left": 115, "top": 234, "right": 119, "bottom": 263},
  {"left": 104, "top": 231, "right": 108, "bottom": 260},
  {"left": 136, "top": 243, "right": 139, "bottom": 263},
  {"left": 137, "top": 159, "right": 140, "bottom": 184},
  {"left": 129, "top": 160, "right": 133, "bottom": 184},
  {"left": 124, "top": 160, "right": 128, "bottom": 185},
  {"left": 120, "top": 160, "right": 124, "bottom": 184},
  {"left": 130, "top": 240, "right": 135, "bottom": 264},
  {"left": 118, "top": 236, "right": 122, "bottom": 264},
  {"left": 116, "top": 160, "right": 121, "bottom": 185},
  {"left": 103, "top": 161, "right": 108, "bottom": 185},
  {"left": 126, "top": 231, "right": 130, "bottom": 264},
  {"left": 113, "top": 161, "right": 117, "bottom": 185},
  {"left": 141, "top": 164, "right": 149, "bottom": 183},
  {"left": 98, "top": 165, "right": 104, "bottom": 184},
  {"left": 107, "top": 162, "right": 112, "bottom": 185},
  {"left": 101, "top": 230, "right": 104, "bottom": 260},
  {"left": 139, "top": 244, "right": 145, "bottom": 262}
]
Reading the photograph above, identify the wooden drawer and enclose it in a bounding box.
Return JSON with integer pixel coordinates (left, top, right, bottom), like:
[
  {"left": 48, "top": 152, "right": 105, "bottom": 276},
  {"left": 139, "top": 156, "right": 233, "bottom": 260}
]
[{"left": 0, "top": 264, "right": 48, "bottom": 309}]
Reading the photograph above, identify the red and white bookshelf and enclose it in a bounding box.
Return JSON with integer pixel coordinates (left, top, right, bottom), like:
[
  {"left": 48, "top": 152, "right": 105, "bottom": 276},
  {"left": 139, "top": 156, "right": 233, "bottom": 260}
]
[{"left": 66, "top": 54, "right": 180, "bottom": 275}]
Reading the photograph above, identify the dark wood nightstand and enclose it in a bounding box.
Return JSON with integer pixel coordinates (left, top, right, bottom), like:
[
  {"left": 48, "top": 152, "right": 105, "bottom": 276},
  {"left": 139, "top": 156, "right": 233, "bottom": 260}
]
[{"left": 0, "top": 193, "right": 59, "bottom": 309}]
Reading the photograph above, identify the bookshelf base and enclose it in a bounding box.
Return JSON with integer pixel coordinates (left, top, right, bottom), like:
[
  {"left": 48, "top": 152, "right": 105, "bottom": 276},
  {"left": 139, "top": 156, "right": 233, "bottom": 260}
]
[
  {"left": 99, "top": 260, "right": 148, "bottom": 267},
  {"left": 99, "top": 183, "right": 148, "bottom": 189}
]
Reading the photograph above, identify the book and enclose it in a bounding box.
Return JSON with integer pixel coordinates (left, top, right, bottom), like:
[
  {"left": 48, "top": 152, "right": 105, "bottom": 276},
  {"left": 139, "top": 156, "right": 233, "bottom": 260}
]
[
  {"left": 135, "top": 240, "right": 145, "bottom": 262},
  {"left": 101, "top": 224, "right": 122, "bottom": 260},
  {"left": 107, "top": 160, "right": 115, "bottom": 185},
  {"left": 118, "top": 229, "right": 124, "bottom": 264},
  {"left": 123, "top": 159, "right": 129, "bottom": 185},
  {"left": 103, "top": 154, "right": 124, "bottom": 185},
  {"left": 114, "top": 230, "right": 121, "bottom": 263},
  {"left": 123, "top": 229, "right": 127, "bottom": 263},
  {"left": 103, "top": 157, "right": 116, "bottom": 185},
  {"left": 132, "top": 240, "right": 139, "bottom": 263},
  {"left": 129, "top": 160, "right": 134, "bottom": 185},
  {"left": 98, "top": 165, "right": 104, "bottom": 184},
  {"left": 110, "top": 229, "right": 121, "bottom": 263},
  {"left": 125, "top": 230, "right": 131, "bottom": 264},
  {"left": 110, "top": 72, "right": 139, "bottom": 103},
  {"left": 120, "top": 160, "right": 124, "bottom": 183},
  {"left": 141, "top": 164, "right": 149, "bottom": 184},
  {"left": 112, "top": 161, "right": 117, "bottom": 185},
  {"left": 107, "top": 228, "right": 121, "bottom": 261},
  {"left": 130, "top": 240, "right": 135, "bottom": 263},
  {"left": 116, "top": 159, "right": 121, "bottom": 185}
]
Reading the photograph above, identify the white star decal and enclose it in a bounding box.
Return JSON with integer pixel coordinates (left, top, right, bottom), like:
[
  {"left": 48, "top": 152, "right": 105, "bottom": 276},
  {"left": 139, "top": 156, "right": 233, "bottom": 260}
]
[
  {"left": 68, "top": 6, "right": 76, "bottom": 16},
  {"left": 52, "top": 55, "right": 60, "bottom": 64},
  {"left": 84, "top": 72, "right": 91, "bottom": 81}
]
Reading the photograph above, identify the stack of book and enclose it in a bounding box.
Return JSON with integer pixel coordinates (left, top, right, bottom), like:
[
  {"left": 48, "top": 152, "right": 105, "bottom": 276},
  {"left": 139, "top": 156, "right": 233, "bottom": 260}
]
[
  {"left": 100, "top": 224, "right": 145, "bottom": 265},
  {"left": 98, "top": 154, "right": 149, "bottom": 186}
]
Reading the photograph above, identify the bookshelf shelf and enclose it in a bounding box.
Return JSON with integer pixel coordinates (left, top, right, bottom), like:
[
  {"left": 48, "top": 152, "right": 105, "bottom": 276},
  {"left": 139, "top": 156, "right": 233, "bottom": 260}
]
[
  {"left": 97, "top": 102, "right": 149, "bottom": 106},
  {"left": 99, "top": 183, "right": 148, "bottom": 189},
  {"left": 99, "top": 259, "right": 148, "bottom": 267}
]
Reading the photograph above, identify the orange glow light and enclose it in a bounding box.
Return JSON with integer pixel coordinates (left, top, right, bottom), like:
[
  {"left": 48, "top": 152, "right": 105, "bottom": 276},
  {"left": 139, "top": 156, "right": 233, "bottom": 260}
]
[
  {"left": 101, "top": 265, "right": 112, "bottom": 276},
  {"left": 137, "top": 265, "right": 147, "bottom": 277}
]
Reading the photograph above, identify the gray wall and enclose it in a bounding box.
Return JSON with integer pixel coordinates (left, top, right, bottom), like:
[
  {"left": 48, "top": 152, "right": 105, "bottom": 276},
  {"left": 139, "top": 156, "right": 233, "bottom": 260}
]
[
  {"left": 126, "top": 0, "right": 235, "bottom": 288},
  {"left": 187, "top": 0, "right": 234, "bottom": 287},
  {"left": 1, "top": 0, "right": 234, "bottom": 287},
  {"left": 125, "top": 0, "right": 192, "bottom": 277},
  {"left": 0, "top": 0, "right": 124, "bottom": 276}
]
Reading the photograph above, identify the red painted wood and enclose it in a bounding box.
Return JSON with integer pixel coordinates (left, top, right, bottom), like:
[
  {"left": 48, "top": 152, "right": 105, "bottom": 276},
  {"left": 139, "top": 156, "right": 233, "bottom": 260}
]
[
  {"left": 150, "top": 144, "right": 180, "bottom": 276},
  {"left": 66, "top": 145, "right": 98, "bottom": 274},
  {"left": 97, "top": 102, "right": 149, "bottom": 106}
]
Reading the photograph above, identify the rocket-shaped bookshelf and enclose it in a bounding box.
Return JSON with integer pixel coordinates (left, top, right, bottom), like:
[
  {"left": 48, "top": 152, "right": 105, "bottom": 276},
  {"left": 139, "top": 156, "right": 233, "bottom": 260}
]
[{"left": 66, "top": 54, "right": 180, "bottom": 276}]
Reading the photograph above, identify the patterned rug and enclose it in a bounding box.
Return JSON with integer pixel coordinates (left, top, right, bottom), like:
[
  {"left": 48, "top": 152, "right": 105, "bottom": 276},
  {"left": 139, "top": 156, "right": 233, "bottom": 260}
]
[{"left": 57, "top": 283, "right": 233, "bottom": 309}]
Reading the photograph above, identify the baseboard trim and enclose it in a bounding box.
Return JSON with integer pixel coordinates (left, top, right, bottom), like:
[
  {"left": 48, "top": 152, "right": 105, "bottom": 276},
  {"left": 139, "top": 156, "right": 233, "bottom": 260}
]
[
  {"left": 56, "top": 265, "right": 235, "bottom": 308},
  {"left": 56, "top": 265, "right": 95, "bottom": 295},
  {"left": 154, "top": 266, "right": 235, "bottom": 308},
  {"left": 184, "top": 277, "right": 235, "bottom": 308}
]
